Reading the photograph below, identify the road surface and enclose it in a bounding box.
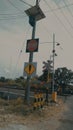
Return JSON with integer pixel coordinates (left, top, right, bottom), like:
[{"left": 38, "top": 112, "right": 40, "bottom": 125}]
[{"left": 57, "top": 95, "right": 73, "bottom": 130}]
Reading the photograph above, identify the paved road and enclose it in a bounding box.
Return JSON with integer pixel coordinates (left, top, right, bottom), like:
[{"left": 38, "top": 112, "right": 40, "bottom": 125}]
[
  {"left": 0, "top": 87, "right": 25, "bottom": 95},
  {"left": 0, "top": 87, "right": 34, "bottom": 98},
  {"left": 21, "top": 95, "right": 73, "bottom": 130},
  {"left": 57, "top": 95, "right": 73, "bottom": 130}
]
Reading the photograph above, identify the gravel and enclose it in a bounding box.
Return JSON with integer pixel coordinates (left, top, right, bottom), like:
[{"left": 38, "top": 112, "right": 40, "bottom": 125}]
[{"left": 0, "top": 96, "right": 68, "bottom": 130}]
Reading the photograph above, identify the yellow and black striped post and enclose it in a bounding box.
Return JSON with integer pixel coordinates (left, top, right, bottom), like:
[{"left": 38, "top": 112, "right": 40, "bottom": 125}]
[{"left": 33, "top": 93, "right": 44, "bottom": 110}]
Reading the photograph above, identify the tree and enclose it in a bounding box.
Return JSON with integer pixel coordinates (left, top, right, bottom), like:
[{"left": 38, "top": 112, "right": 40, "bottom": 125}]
[
  {"left": 55, "top": 67, "right": 73, "bottom": 93},
  {"left": 0, "top": 77, "right": 6, "bottom": 82},
  {"left": 38, "top": 60, "right": 53, "bottom": 82},
  {"left": 43, "top": 69, "right": 48, "bottom": 82}
]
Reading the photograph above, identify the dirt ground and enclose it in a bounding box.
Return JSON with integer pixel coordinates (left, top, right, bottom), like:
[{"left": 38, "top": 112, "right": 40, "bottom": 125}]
[{"left": 0, "top": 96, "right": 66, "bottom": 130}]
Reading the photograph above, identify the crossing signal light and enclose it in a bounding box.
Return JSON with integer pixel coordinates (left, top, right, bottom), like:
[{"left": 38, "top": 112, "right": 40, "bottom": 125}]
[{"left": 42, "top": 60, "right": 53, "bottom": 82}]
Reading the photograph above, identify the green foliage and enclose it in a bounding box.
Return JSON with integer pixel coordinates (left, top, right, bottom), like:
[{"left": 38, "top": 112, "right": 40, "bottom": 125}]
[
  {"left": 38, "top": 69, "right": 48, "bottom": 82},
  {"left": 0, "top": 77, "right": 6, "bottom": 82},
  {"left": 55, "top": 67, "right": 73, "bottom": 86},
  {"left": 0, "top": 76, "right": 26, "bottom": 89},
  {"left": 43, "top": 70, "right": 48, "bottom": 82}
]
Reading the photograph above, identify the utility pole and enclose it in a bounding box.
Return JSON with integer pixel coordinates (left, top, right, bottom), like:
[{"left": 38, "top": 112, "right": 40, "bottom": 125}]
[
  {"left": 25, "top": 0, "right": 45, "bottom": 104},
  {"left": 25, "top": 1, "right": 37, "bottom": 105},
  {"left": 52, "top": 33, "right": 55, "bottom": 93}
]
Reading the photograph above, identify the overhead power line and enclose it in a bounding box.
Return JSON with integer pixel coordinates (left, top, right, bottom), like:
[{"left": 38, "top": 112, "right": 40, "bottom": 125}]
[
  {"left": 0, "top": 12, "right": 24, "bottom": 16},
  {"left": 0, "top": 14, "right": 26, "bottom": 18},
  {"left": 13, "top": 25, "right": 31, "bottom": 78},
  {"left": 20, "top": 0, "right": 33, "bottom": 7},
  {"left": 53, "top": 0, "right": 73, "bottom": 30},
  {"left": 44, "top": 2, "right": 73, "bottom": 13},
  {"left": 4, "top": 1, "right": 73, "bottom": 15},
  {"left": 63, "top": 0, "right": 73, "bottom": 18},
  {"left": 43, "top": 0, "right": 73, "bottom": 38},
  {"left": 7, "top": 0, "right": 24, "bottom": 13},
  {"left": 0, "top": 15, "right": 27, "bottom": 20}
]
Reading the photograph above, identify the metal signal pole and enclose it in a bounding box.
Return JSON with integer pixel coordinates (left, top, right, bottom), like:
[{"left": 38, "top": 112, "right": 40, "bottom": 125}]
[
  {"left": 52, "top": 33, "right": 55, "bottom": 93},
  {"left": 25, "top": 0, "right": 45, "bottom": 104},
  {"left": 25, "top": 1, "right": 37, "bottom": 105}
]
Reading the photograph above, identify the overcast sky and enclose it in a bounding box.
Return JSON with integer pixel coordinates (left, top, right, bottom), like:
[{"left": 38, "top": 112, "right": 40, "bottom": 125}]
[{"left": 0, "top": 0, "right": 73, "bottom": 79}]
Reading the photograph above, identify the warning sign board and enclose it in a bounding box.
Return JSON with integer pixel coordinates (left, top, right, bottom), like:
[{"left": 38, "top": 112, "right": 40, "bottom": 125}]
[
  {"left": 24, "top": 64, "right": 35, "bottom": 74},
  {"left": 26, "top": 39, "right": 39, "bottom": 52},
  {"left": 23, "top": 62, "right": 37, "bottom": 77}
]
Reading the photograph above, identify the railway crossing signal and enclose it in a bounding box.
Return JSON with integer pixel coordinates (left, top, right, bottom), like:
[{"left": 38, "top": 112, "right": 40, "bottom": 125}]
[
  {"left": 42, "top": 60, "right": 53, "bottom": 82},
  {"left": 43, "top": 60, "right": 53, "bottom": 73}
]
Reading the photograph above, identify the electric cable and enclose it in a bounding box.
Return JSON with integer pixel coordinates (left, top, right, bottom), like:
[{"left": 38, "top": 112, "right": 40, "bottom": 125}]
[
  {"left": 7, "top": 0, "right": 24, "bottom": 13},
  {"left": 20, "top": 0, "right": 33, "bottom": 7},
  {"left": 63, "top": 0, "right": 73, "bottom": 18},
  {"left": 43, "top": 0, "right": 73, "bottom": 38},
  {"left": 0, "top": 0, "right": 30, "bottom": 20},
  {"left": 38, "top": 21, "right": 52, "bottom": 39},
  {"left": 53, "top": 0, "right": 73, "bottom": 29},
  {"left": 0, "top": 15, "right": 27, "bottom": 21},
  {"left": 0, "top": 12, "right": 24, "bottom": 16},
  {"left": 12, "top": 25, "right": 31, "bottom": 78},
  {"left": 44, "top": 2, "right": 73, "bottom": 13}
]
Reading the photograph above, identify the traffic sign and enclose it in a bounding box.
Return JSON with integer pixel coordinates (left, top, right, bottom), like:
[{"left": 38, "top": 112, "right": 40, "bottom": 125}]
[
  {"left": 24, "top": 64, "right": 35, "bottom": 74},
  {"left": 24, "top": 62, "right": 37, "bottom": 77},
  {"left": 42, "top": 60, "right": 53, "bottom": 72},
  {"left": 26, "top": 39, "right": 39, "bottom": 52}
]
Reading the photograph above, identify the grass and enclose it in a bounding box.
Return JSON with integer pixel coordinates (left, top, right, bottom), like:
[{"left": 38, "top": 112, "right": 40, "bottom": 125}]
[{"left": 0, "top": 97, "right": 65, "bottom": 127}]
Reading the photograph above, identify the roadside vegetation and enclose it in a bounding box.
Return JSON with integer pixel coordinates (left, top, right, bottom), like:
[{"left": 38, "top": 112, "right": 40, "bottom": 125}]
[
  {"left": 0, "top": 67, "right": 73, "bottom": 95},
  {"left": 0, "top": 96, "right": 65, "bottom": 127}
]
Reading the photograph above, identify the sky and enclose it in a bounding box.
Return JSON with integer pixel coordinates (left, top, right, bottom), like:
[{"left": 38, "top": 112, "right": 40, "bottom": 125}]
[{"left": 0, "top": 0, "right": 73, "bottom": 79}]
